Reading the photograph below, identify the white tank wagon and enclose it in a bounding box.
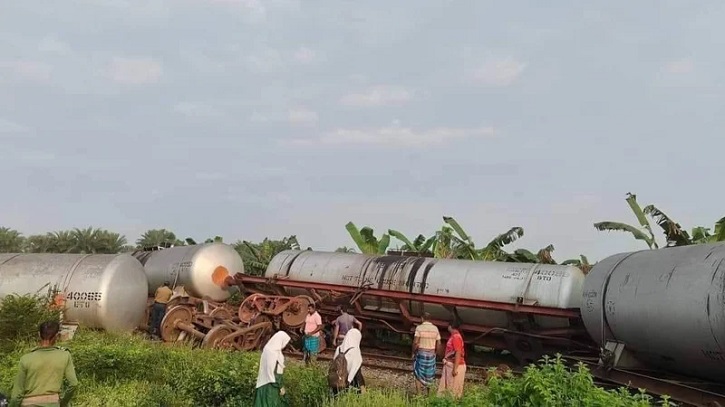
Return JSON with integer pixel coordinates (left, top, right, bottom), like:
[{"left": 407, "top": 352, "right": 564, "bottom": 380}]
[
  {"left": 133, "top": 243, "right": 244, "bottom": 302},
  {"left": 263, "top": 250, "right": 587, "bottom": 358},
  {"left": 0, "top": 253, "right": 148, "bottom": 332},
  {"left": 581, "top": 242, "right": 725, "bottom": 384}
]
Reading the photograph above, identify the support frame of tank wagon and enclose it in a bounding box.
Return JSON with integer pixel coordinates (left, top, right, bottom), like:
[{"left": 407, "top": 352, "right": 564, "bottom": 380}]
[{"left": 225, "top": 273, "right": 597, "bottom": 364}]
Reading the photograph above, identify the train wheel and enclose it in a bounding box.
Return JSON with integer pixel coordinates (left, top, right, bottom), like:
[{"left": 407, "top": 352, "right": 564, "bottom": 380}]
[
  {"left": 202, "top": 325, "right": 236, "bottom": 349},
  {"left": 282, "top": 295, "right": 313, "bottom": 327},
  {"left": 238, "top": 293, "right": 262, "bottom": 324},
  {"left": 160, "top": 305, "right": 193, "bottom": 343},
  {"left": 210, "top": 307, "right": 232, "bottom": 321}
]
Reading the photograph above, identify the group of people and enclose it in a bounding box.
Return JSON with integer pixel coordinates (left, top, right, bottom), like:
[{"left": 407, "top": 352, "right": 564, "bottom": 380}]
[
  {"left": 412, "top": 312, "right": 467, "bottom": 399},
  {"left": 253, "top": 307, "right": 467, "bottom": 406},
  {"left": 4, "top": 305, "right": 465, "bottom": 406},
  {"left": 253, "top": 304, "right": 366, "bottom": 407}
]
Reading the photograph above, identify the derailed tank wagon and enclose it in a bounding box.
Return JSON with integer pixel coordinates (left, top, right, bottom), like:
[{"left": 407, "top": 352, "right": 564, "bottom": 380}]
[
  {"left": 0, "top": 253, "right": 149, "bottom": 332},
  {"left": 227, "top": 250, "right": 594, "bottom": 363}
]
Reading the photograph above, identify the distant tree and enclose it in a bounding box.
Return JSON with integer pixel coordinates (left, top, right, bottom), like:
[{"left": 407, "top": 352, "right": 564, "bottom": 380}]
[
  {"left": 0, "top": 227, "right": 25, "bottom": 253},
  {"left": 136, "top": 229, "right": 182, "bottom": 248},
  {"left": 345, "top": 222, "right": 390, "bottom": 254},
  {"left": 335, "top": 246, "right": 356, "bottom": 253},
  {"left": 234, "top": 235, "right": 302, "bottom": 276}
]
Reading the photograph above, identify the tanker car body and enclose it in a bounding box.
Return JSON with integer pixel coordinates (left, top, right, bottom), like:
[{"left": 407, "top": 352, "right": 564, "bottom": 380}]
[
  {"left": 0, "top": 253, "right": 148, "bottom": 332},
  {"left": 133, "top": 243, "right": 243, "bottom": 302},
  {"left": 265, "top": 250, "right": 585, "bottom": 332},
  {"left": 582, "top": 242, "right": 725, "bottom": 384}
]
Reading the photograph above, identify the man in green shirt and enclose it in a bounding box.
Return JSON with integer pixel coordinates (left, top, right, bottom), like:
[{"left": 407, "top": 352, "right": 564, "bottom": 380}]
[{"left": 10, "top": 321, "right": 78, "bottom": 407}]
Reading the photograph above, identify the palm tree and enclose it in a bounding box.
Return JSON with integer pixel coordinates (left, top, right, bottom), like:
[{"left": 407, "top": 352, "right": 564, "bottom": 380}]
[
  {"left": 71, "top": 227, "right": 102, "bottom": 254},
  {"left": 345, "top": 222, "right": 390, "bottom": 255},
  {"left": 335, "top": 246, "right": 356, "bottom": 253},
  {"left": 0, "top": 227, "right": 25, "bottom": 253},
  {"left": 136, "top": 229, "right": 182, "bottom": 248},
  {"left": 594, "top": 193, "right": 659, "bottom": 249},
  {"left": 95, "top": 230, "right": 127, "bottom": 254}
]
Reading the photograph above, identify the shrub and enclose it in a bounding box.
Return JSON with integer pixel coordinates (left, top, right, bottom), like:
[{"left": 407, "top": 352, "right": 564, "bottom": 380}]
[
  {"left": 0, "top": 292, "right": 61, "bottom": 351},
  {"left": 0, "top": 330, "right": 669, "bottom": 407}
]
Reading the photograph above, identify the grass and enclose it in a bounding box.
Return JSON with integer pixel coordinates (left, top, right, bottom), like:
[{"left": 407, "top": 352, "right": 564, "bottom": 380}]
[{"left": 0, "top": 294, "right": 671, "bottom": 406}]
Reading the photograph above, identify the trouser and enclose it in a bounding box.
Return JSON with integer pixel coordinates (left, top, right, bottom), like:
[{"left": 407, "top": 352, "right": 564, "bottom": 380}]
[
  {"left": 150, "top": 302, "right": 167, "bottom": 336},
  {"left": 438, "top": 360, "right": 466, "bottom": 398},
  {"left": 20, "top": 393, "right": 60, "bottom": 406}
]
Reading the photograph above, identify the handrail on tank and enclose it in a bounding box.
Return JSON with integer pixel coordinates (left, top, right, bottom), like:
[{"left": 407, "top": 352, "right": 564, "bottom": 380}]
[{"left": 228, "top": 274, "right": 580, "bottom": 319}]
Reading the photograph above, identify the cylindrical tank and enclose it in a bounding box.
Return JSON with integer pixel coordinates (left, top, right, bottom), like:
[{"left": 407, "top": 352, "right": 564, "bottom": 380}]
[
  {"left": 0, "top": 253, "right": 148, "bottom": 332},
  {"left": 581, "top": 243, "right": 725, "bottom": 382},
  {"left": 134, "top": 243, "right": 243, "bottom": 302},
  {"left": 265, "top": 250, "right": 585, "bottom": 329}
]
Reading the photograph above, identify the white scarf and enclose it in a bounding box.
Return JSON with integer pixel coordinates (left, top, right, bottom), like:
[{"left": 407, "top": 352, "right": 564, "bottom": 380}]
[
  {"left": 333, "top": 328, "right": 363, "bottom": 383},
  {"left": 256, "top": 331, "right": 291, "bottom": 389}
]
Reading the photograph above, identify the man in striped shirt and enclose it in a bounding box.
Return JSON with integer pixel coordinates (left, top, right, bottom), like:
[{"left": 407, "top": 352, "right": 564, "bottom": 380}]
[{"left": 412, "top": 313, "right": 441, "bottom": 395}]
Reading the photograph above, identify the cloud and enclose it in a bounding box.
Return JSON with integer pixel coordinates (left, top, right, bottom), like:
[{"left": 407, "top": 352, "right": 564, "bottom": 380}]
[
  {"left": 287, "top": 124, "right": 495, "bottom": 148},
  {"left": 107, "top": 57, "right": 162, "bottom": 84},
  {"left": 471, "top": 57, "right": 526, "bottom": 87},
  {"left": 339, "top": 85, "right": 414, "bottom": 107},
  {"left": 664, "top": 58, "right": 695, "bottom": 75},
  {"left": 288, "top": 107, "right": 319, "bottom": 126},
  {"left": 37, "top": 36, "right": 72, "bottom": 56},
  {"left": 0, "top": 60, "right": 52, "bottom": 83},
  {"left": 293, "top": 46, "right": 316, "bottom": 64},
  {"left": 246, "top": 46, "right": 285, "bottom": 73},
  {"left": 173, "top": 102, "right": 223, "bottom": 118},
  {"left": 0, "top": 118, "right": 30, "bottom": 133}
]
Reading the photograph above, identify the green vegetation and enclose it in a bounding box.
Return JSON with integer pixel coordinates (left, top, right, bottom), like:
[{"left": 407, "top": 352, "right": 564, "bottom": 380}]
[
  {"left": 0, "top": 330, "right": 669, "bottom": 407},
  {"left": 2, "top": 192, "right": 724, "bottom": 276}
]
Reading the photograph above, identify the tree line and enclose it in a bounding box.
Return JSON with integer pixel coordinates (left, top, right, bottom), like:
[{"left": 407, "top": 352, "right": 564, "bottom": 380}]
[{"left": 1, "top": 193, "right": 723, "bottom": 275}]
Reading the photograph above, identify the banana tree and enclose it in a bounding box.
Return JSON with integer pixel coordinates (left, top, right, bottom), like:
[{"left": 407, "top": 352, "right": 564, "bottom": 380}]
[
  {"left": 562, "top": 255, "right": 592, "bottom": 274},
  {"left": 479, "top": 227, "right": 525, "bottom": 261},
  {"left": 594, "top": 193, "right": 659, "bottom": 249},
  {"left": 642, "top": 205, "right": 691, "bottom": 247},
  {"left": 234, "top": 235, "right": 302, "bottom": 276},
  {"left": 345, "top": 222, "right": 390, "bottom": 254},
  {"left": 388, "top": 230, "right": 436, "bottom": 255},
  {"left": 691, "top": 217, "right": 725, "bottom": 244}
]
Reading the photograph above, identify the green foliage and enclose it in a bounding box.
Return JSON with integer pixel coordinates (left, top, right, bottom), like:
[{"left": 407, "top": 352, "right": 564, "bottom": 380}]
[
  {"left": 135, "top": 228, "right": 182, "bottom": 248},
  {"left": 234, "top": 235, "right": 303, "bottom": 275},
  {"left": 345, "top": 222, "right": 390, "bottom": 255},
  {"left": 0, "top": 331, "right": 671, "bottom": 407},
  {"left": 0, "top": 227, "right": 25, "bottom": 253},
  {"left": 0, "top": 292, "right": 61, "bottom": 351}
]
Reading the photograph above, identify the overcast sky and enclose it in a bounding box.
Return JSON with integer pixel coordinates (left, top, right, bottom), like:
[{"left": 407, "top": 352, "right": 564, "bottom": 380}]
[{"left": 1, "top": 0, "right": 723, "bottom": 262}]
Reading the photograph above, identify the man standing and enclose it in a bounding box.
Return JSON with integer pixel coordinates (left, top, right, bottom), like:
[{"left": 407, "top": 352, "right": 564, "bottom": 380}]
[
  {"left": 412, "top": 312, "right": 440, "bottom": 395},
  {"left": 301, "top": 303, "right": 323, "bottom": 366},
  {"left": 10, "top": 321, "right": 78, "bottom": 407},
  {"left": 438, "top": 320, "right": 466, "bottom": 399},
  {"left": 332, "top": 306, "right": 363, "bottom": 347},
  {"left": 150, "top": 281, "right": 173, "bottom": 339}
]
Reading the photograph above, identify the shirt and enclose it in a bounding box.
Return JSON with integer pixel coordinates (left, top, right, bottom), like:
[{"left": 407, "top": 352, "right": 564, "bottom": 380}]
[
  {"left": 10, "top": 347, "right": 78, "bottom": 406},
  {"left": 444, "top": 330, "right": 465, "bottom": 366},
  {"left": 334, "top": 313, "right": 356, "bottom": 336},
  {"left": 414, "top": 321, "right": 441, "bottom": 350},
  {"left": 304, "top": 312, "right": 322, "bottom": 337},
  {"left": 154, "top": 286, "right": 173, "bottom": 304}
]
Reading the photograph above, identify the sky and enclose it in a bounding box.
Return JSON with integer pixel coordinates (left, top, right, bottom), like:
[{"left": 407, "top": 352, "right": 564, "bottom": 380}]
[{"left": 1, "top": 0, "right": 724, "bottom": 262}]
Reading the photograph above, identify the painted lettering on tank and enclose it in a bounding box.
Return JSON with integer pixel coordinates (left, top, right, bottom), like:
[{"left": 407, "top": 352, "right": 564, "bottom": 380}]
[
  {"left": 502, "top": 267, "right": 527, "bottom": 281},
  {"left": 340, "top": 274, "right": 429, "bottom": 290},
  {"left": 605, "top": 300, "right": 616, "bottom": 316},
  {"left": 702, "top": 349, "right": 725, "bottom": 361},
  {"left": 532, "top": 269, "right": 570, "bottom": 281},
  {"left": 66, "top": 291, "right": 102, "bottom": 309},
  {"left": 170, "top": 261, "right": 192, "bottom": 280}
]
